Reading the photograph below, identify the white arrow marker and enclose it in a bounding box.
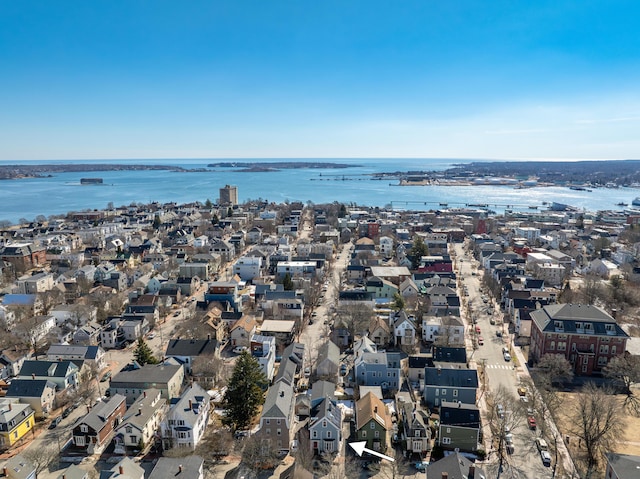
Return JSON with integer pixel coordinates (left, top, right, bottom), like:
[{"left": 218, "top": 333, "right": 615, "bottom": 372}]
[{"left": 349, "top": 441, "right": 395, "bottom": 462}]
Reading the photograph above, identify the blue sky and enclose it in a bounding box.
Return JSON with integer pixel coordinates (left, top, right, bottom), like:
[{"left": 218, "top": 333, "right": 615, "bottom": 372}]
[{"left": 1, "top": 1, "right": 639, "bottom": 160}]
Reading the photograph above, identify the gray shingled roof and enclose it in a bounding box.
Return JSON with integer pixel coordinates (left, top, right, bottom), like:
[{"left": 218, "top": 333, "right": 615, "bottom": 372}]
[
  {"left": 164, "top": 338, "right": 218, "bottom": 357},
  {"left": 148, "top": 456, "right": 204, "bottom": 479},
  {"left": 261, "top": 381, "right": 294, "bottom": 420},
  {"left": 6, "top": 379, "right": 56, "bottom": 398},
  {"left": 77, "top": 394, "right": 126, "bottom": 432},
  {"left": 531, "top": 304, "right": 629, "bottom": 337}
]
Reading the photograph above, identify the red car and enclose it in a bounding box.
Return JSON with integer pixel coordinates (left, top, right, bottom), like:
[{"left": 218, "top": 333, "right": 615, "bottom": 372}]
[
  {"left": 475, "top": 326, "right": 481, "bottom": 334},
  {"left": 478, "top": 336, "right": 484, "bottom": 345},
  {"left": 528, "top": 416, "right": 537, "bottom": 430}
]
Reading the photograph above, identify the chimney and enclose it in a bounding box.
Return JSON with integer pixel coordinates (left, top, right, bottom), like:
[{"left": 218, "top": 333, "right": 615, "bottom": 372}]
[
  {"left": 119, "top": 466, "right": 124, "bottom": 475},
  {"left": 3, "top": 468, "right": 7, "bottom": 477},
  {"left": 138, "top": 407, "right": 142, "bottom": 416},
  {"left": 178, "top": 465, "right": 183, "bottom": 474},
  {"left": 32, "top": 373, "right": 35, "bottom": 379},
  {"left": 207, "top": 333, "right": 211, "bottom": 341},
  {"left": 442, "top": 473, "right": 448, "bottom": 479},
  {"left": 469, "top": 465, "right": 476, "bottom": 478},
  {"left": 63, "top": 475, "right": 66, "bottom": 479},
  {"left": 143, "top": 391, "right": 147, "bottom": 398},
  {"left": 374, "top": 406, "right": 378, "bottom": 413},
  {"left": 188, "top": 399, "right": 192, "bottom": 410},
  {"left": 8, "top": 403, "right": 11, "bottom": 411},
  {"left": 87, "top": 405, "right": 91, "bottom": 413}
]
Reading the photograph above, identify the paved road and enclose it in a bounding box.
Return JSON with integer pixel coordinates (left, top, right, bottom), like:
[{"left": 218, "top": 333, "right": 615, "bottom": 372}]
[{"left": 454, "top": 242, "right": 555, "bottom": 479}]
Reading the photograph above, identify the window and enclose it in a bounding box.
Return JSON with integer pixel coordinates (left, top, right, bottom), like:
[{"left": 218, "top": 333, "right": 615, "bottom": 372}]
[
  {"left": 362, "top": 431, "right": 367, "bottom": 438},
  {"left": 277, "top": 429, "right": 281, "bottom": 436},
  {"left": 582, "top": 365, "right": 588, "bottom": 373},
  {"left": 441, "top": 389, "right": 446, "bottom": 395},
  {"left": 549, "top": 341, "right": 555, "bottom": 351},
  {"left": 453, "top": 389, "right": 458, "bottom": 397},
  {"left": 129, "top": 435, "right": 137, "bottom": 443},
  {"left": 80, "top": 425, "right": 88, "bottom": 433},
  {"left": 583, "top": 356, "right": 588, "bottom": 365},
  {"left": 370, "top": 422, "right": 375, "bottom": 429},
  {"left": 435, "top": 389, "right": 439, "bottom": 396},
  {"left": 312, "top": 430, "right": 317, "bottom": 438},
  {"left": 277, "top": 419, "right": 281, "bottom": 425},
  {"left": 600, "top": 345, "right": 609, "bottom": 354},
  {"left": 327, "top": 431, "right": 331, "bottom": 438},
  {"left": 612, "top": 346, "right": 617, "bottom": 354},
  {"left": 374, "top": 431, "right": 379, "bottom": 438},
  {"left": 598, "top": 357, "right": 608, "bottom": 366},
  {"left": 446, "top": 427, "right": 451, "bottom": 433},
  {"left": 442, "top": 437, "right": 451, "bottom": 445},
  {"left": 266, "top": 419, "right": 270, "bottom": 425},
  {"left": 558, "top": 342, "right": 566, "bottom": 351},
  {"left": 322, "top": 421, "right": 327, "bottom": 428}
]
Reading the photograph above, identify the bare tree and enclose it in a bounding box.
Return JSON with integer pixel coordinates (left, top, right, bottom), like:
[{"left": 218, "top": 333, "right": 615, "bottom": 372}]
[
  {"left": 240, "top": 435, "right": 279, "bottom": 473},
  {"left": 195, "top": 424, "right": 234, "bottom": 460},
  {"left": 570, "top": 382, "right": 625, "bottom": 476},
  {"left": 37, "top": 289, "right": 64, "bottom": 315},
  {"left": 335, "top": 303, "right": 373, "bottom": 342},
  {"left": 487, "top": 384, "right": 526, "bottom": 470},
  {"left": 580, "top": 274, "right": 604, "bottom": 306},
  {"left": 603, "top": 353, "right": 640, "bottom": 415},
  {"left": 191, "top": 353, "right": 231, "bottom": 389},
  {"left": 22, "top": 443, "right": 59, "bottom": 476},
  {"left": 536, "top": 354, "right": 574, "bottom": 388},
  {"left": 15, "top": 315, "right": 52, "bottom": 359}
]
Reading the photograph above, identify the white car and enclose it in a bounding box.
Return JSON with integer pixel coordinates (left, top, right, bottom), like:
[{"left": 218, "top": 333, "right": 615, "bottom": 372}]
[
  {"left": 233, "top": 346, "right": 248, "bottom": 354},
  {"left": 540, "top": 450, "right": 552, "bottom": 466},
  {"left": 503, "top": 352, "right": 512, "bottom": 362},
  {"left": 304, "top": 367, "right": 311, "bottom": 377},
  {"left": 147, "top": 332, "right": 156, "bottom": 339}
]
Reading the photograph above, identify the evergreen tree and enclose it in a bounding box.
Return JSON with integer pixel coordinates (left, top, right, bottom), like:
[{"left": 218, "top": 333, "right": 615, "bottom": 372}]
[
  {"left": 133, "top": 338, "right": 159, "bottom": 365},
  {"left": 153, "top": 214, "right": 161, "bottom": 230},
  {"left": 222, "top": 351, "right": 267, "bottom": 430},
  {"left": 211, "top": 214, "right": 219, "bottom": 225},
  {"left": 409, "top": 236, "right": 429, "bottom": 269},
  {"left": 391, "top": 292, "right": 406, "bottom": 311},
  {"left": 204, "top": 198, "right": 213, "bottom": 208},
  {"left": 282, "top": 272, "right": 294, "bottom": 291}
]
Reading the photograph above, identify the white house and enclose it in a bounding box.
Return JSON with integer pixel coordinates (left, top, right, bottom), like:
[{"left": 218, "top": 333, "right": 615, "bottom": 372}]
[
  {"left": 378, "top": 236, "right": 394, "bottom": 258},
  {"left": 161, "top": 384, "right": 210, "bottom": 451},
  {"left": 392, "top": 311, "right": 418, "bottom": 346},
  {"left": 251, "top": 334, "right": 277, "bottom": 381},
  {"left": 233, "top": 256, "right": 263, "bottom": 281},
  {"left": 422, "top": 315, "right": 465, "bottom": 345}
]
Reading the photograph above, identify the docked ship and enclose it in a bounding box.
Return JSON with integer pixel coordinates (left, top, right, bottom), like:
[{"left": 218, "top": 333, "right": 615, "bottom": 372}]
[
  {"left": 80, "top": 178, "right": 103, "bottom": 185},
  {"left": 632, "top": 197, "right": 640, "bottom": 207}
]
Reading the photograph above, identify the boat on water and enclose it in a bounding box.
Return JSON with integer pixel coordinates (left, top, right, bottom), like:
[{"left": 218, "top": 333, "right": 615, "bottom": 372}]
[
  {"left": 80, "top": 178, "right": 103, "bottom": 185},
  {"left": 617, "top": 202, "right": 629, "bottom": 207},
  {"left": 633, "top": 197, "right": 640, "bottom": 207},
  {"left": 439, "top": 202, "right": 448, "bottom": 207}
]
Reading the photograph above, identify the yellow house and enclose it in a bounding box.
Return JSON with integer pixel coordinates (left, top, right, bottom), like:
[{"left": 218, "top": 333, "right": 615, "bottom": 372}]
[{"left": 0, "top": 398, "right": 35, "bottom": 447}]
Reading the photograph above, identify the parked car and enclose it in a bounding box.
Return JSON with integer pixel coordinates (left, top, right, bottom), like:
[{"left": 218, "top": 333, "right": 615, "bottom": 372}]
[
  {"left": 535, "top": 438, "right": 549, "bottom": 452},
  {"left": 503, "top": 352, "right": 512, "bottom": 362},
  {"left": 528, "top": 416, "right": 537, "bottom": 430},
  {"left": 100, "top": 371, "right": 112, "bottom": 382},
  {"left": 61, "top": 407, "right": 73, "bottom": 418},
  {"left": 540, "top": 450, "right": 552, "bottom": 467},
  {"left": 234, "top": 430, "right": 249, "bottom": 439},
  {"left": 48, "top": 416, "right": 62, "bottom": 429},
  {"left": 496, "top": 404, "right": 505, "bottom": 419},
  {"left": 414, "top": 461, "right": 428, "bottom": 471},
  {"left": 517, "top": 386, "right": 527, "bottom": 396},
  {"left": 496, "top": 330, "right": 503, "bottom": 337},
  {"left": 147, "top": 332, "right": 156, "bottom": 339},
  {"left": 233, "top": 346, "right": 248, "bottom": 354},
  {"left": 304, "top": 367, "right": 311, "bottom": 377},
  {"left": 475, "top": 326, "right": 481, "bottom": 334},
  {"left": 478, "top": 336, "right": 484, "bottom": 345},
  {"left": 340, "top": 364, "right": 348, "bottom": 376}
]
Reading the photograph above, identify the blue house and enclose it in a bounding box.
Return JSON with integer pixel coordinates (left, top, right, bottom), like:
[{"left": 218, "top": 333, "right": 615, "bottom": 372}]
[{"left": 423, "top": 365, "right": 478, "bottom": 408}]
